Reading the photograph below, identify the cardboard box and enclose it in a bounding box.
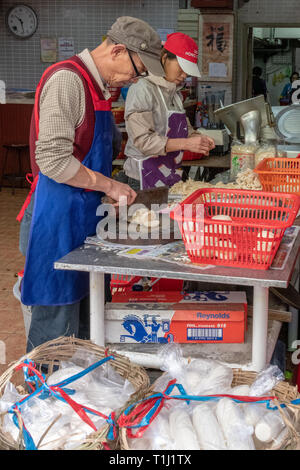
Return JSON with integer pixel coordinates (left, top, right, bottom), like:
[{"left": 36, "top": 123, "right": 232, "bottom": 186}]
[
  {"left": 105, "top": 293, "right": 247, "bottom": 345},
  {"left": 112, "top": 290, "right": 247, "bottom": 305}
]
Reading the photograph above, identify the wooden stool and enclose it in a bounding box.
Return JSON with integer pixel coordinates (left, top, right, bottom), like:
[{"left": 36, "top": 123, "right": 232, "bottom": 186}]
[{"left": 0, "top": 144, "right": 29, "bottom": 194}]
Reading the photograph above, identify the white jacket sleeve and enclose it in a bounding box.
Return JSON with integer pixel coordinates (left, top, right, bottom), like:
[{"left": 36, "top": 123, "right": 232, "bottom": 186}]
[{"left": 125, "top": 81, "right": 168, "bottom": 157}]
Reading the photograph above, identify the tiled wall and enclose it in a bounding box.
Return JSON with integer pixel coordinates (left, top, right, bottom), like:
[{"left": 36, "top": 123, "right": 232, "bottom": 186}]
[
  {"left": 2, "top": 0, "right": 300, "bottom": 98},
  {"left": 0, "top": 0, "right": 179, "bottom": 89}
]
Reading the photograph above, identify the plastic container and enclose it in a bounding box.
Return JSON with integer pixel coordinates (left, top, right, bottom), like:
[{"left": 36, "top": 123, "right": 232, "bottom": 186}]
[
  {"left": 12, "top": 270, "right": 31, "bottom": 339},
  {"left": 170, "top": 188, "right": 300, "bottom": 270},
  {"left": 111, "top": 107, "right": 125, "bottom": 124},
  {"left": 254, "top": 142, "right": 286, "bottom": 168},
  {"left": 255, "top": 157, "right": 300, "bottom": 195},
  {"left": 230, "top": 141, "right": 258, "bottom": 180}
]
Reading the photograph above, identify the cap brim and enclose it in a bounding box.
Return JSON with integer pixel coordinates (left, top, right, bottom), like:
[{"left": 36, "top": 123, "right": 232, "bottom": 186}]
[
  {"left": 177, "top": 56, "right": 201, "bottom": 78},
  {"left": 137, "top": 52, "right": 164, "bottom": 77}
]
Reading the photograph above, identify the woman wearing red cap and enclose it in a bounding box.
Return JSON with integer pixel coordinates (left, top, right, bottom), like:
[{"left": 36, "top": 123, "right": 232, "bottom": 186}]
[{"left": 121, "top": 32, "right": 215, "bottom": 190}]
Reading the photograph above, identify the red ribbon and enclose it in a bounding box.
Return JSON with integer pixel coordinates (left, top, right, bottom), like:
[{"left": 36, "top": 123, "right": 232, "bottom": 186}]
[
  {"left": 202, "top": 393, "right": 277, "bottom": 402},
  {"left": 15, "top": 362, "right": 115, "bottom": 436},
  {"left": 117, "top": 378, "right": 278, "bottom": 440},
  {"left": 117, "top": 379, "right": 178, "bottom": 439},
  {"left": 16, "top": 174, "right": 39, "bottom": 222}
]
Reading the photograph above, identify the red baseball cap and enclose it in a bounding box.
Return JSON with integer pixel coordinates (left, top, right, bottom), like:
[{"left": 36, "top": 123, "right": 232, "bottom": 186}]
[{"left": 164, "top": 32, "right": 201, "bottom": 78}]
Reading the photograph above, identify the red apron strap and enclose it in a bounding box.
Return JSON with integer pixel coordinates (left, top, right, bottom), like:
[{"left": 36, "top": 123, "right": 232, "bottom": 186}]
[
  {"left": 16, "top": 174, "right": 39, "bottom": 222},
  {"left": 18, "top": 57, "right": 110, "bottom": 221},
  {"left": 61, "top": 60, "right": 111, "bottom": 111}
]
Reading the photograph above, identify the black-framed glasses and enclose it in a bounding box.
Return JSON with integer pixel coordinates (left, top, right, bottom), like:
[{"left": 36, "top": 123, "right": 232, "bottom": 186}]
[{"left": 127, "top": 49, "right": 148, "bottom": 78}]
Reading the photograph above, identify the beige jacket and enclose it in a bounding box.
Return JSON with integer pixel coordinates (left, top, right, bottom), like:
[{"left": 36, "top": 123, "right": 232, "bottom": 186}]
[
  {"left": 124, "top": 74, "right": 195, "bottom": 181},
  {"left": 35, "top": 49, "right": 115, "bottom": 183}
]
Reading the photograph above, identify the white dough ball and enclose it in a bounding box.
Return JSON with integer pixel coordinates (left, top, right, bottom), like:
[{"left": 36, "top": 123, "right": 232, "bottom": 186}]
[{"left": 211, "top": 215, "right": 232, "bottom": 221}]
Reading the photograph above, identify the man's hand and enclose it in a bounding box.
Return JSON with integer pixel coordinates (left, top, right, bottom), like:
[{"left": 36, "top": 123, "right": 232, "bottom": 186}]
[
  {"left": 185, "top": 135, "right": 215, "bottom": 156},
  {"left": 106, "top": 180, "right": 137, "bottom": 206},
  {"left": 65, "top": 164, "right": 136, "bottom": 206}
]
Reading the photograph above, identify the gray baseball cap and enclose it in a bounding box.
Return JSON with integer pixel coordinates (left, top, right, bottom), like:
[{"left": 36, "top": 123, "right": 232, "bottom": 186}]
[{"left": 107, "top": 16, "right": 164, "bottom": 76}]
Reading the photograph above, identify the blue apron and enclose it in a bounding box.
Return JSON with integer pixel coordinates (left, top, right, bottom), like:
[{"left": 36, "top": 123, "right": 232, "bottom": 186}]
[{"left": 21, "top": 61, "right": 113, "bottom": 306}]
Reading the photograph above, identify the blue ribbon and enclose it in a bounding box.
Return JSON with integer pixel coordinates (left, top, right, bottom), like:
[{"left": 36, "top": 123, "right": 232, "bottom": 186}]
[
  {"left": 266, "top": 397, "right": 300, "bottom": 410},
  {"left": 107, "top": 413, "right": 117, "bottom": 441},
  {"left": 22, "top": 360, "right": 40, "bottom": 391},
  {"left": 8, "top": 355, "right": 116, "bottom": 450},
  {"left": 119, "top": 381, "right": 189, "bottom": 433},
  {"left": 119, "top": 382, "right": 277, "bottom": 435}
]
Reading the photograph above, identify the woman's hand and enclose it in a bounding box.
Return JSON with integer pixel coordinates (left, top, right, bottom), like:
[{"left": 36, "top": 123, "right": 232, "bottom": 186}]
[{"left": 185, "top": 135, "right": 215, "bottom": 155}]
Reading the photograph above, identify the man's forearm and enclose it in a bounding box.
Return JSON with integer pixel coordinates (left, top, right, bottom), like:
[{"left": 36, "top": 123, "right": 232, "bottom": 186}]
[{"left": 65, "top": 164, "right": 113, "bottom": 193}]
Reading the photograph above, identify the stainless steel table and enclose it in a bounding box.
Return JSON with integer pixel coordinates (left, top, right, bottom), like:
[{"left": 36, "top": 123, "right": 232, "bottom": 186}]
[{"left": 55, "top": 233, "right": 300, "bottom": 372}]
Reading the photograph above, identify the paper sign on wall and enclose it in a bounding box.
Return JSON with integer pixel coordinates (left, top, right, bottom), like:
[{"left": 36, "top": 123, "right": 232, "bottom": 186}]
[
  {"left": 40, "top": 37, "right": 57, "bottom": 63},
  {"left": 209, "top": 62, "right": 227, "bottom": 78},
  {"left": 58, "top": 37, "right": 75, "bottom": 61},
  {"left": 0, "top": 80, "right": 6, "bottom": 104}
]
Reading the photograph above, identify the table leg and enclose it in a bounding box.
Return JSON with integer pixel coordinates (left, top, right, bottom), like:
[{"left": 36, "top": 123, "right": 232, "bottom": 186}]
[
  {"left": 252, "top": 286, "right": 269, "bottom": 372},
  {"left": 288, "top": 256, "right": 299, "bottom": 351},
  {"left": 89, "top": 272, "right": 105, "bottom": 347}
]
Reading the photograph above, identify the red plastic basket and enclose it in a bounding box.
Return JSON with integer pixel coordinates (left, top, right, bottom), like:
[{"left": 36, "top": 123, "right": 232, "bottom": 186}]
[
  {"left": 110, "top": 274, "right": 183, "bottom": 294},
  {"left": 170, "top": 188, "right": 300, "bottom": 270},
  {"left": 110, "top": 274, "right": 141, "bottom": 294},
  {"left": 254, "top": 157, "right": 300, "bottom": 195},
  {"left": 182, "top": 150, "right": 205, "bottom": 161}
]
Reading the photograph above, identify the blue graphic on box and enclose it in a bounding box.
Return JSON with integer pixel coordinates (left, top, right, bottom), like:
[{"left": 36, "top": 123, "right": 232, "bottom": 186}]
[
  {"left": 182, "top": 291, "right": 229, "bottom": 302},
  {"left": 197, "top": 312, "right": 230, "bottom": 320},
  {"left": 120, "top": 314, "right": 174, "bottom": 343}
]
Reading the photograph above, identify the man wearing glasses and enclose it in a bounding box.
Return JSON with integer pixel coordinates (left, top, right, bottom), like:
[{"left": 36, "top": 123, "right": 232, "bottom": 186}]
[{"left": 18, "top": 17, "right": 164, "bottom": 353}]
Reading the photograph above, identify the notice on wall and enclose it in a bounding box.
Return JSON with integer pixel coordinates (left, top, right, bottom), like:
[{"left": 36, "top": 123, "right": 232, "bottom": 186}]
[
  {"left": 58, "top": 37, "right": 75, "bottom": 61},
  {"left": 209, "top": 62, "right": 228, "bottom": 78},
  {"left": 40, "top": 37, "right": 57, "bottom": 63},
  {"left": 0, "top": 80, "right": 5, "bottom": 104},
  {"left": 199, "top": 13, "right": 234, "bottom": 82}
]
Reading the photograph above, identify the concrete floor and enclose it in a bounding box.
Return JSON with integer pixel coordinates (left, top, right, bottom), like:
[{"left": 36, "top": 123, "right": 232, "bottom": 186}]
[{"left": 0, "top": 187, "right": 27, "bottom": 377}]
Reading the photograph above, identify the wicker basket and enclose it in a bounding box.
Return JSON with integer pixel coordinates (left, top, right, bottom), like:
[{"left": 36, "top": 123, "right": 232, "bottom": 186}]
[
  {"left": 119, "top": 368, "right": 300, "bottom": 451},
  {"left": 0, "top": 336, "right": 149, "bottom": 450}
]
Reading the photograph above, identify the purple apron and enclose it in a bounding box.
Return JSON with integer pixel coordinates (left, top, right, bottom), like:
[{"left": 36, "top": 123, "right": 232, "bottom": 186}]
[{"left": 139, "top": 87, "right": 188, "bottom": 189}]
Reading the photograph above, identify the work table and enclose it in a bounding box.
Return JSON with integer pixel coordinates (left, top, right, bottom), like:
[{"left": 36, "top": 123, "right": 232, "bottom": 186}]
[{"left": 55, "top": 231, "right": 300, "bottom": 372}]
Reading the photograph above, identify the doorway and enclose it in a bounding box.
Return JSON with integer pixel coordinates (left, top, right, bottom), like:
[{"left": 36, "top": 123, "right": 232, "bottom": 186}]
[{"left": 246, "top": 26, "right": 300, "bottom": 107}]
